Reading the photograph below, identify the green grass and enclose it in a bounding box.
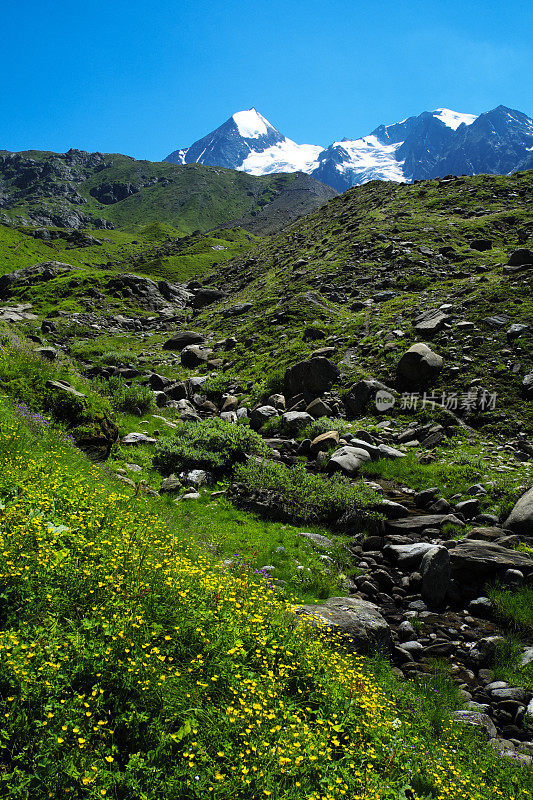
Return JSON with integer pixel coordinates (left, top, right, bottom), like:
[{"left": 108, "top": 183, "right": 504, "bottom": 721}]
[{"left": 0, "top": 394, "right": 530, "bottom": 798}]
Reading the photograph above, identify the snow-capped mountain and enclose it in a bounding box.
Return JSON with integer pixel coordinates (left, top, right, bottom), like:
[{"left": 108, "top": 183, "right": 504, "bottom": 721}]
[
  {"left": 165, "top": 108, "right": 322, "bottom": 175},
  {"left": 164, "top": 105, "right": 533, "bottom": 192}
]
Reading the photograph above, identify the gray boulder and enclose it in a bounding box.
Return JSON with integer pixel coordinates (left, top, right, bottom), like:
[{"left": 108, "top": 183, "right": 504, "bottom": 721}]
[
  {"left": 282, "top": 411, "right": 314, "bottom": 432},
  {"left": 420, "top": 546, "right": 451, "bottom": 606},
  {"left": 284, "top": 357, "right": 340, "bottom": 399},
  {"left": 250, "top": 405, "right": 279, "bottom": 430},
  {"left": 385, "top": 542, "right": 437, "bottom": 569},
  {"left": 397, "top": 343, "right": 443, "bottom": 389},
  {"left": 162, "top": 331, "right": 206, "bottom": 350},
  {"left": 327, "top": 445, "right": 372, "bottom": 476},
  {"left": 450, "top": 539, "right": 533, "bottom": 575},
  {"left": 295, "top": 596, "right": 392, "bottom": 653},
  {"left": 450, "top": 711, "right": 497, "bottom": 739},
  {"left": 180, "top": 345, "right": 211, "bottom": 368}
]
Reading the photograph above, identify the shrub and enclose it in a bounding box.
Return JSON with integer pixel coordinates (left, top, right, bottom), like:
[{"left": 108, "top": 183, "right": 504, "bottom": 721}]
[
  {"left": 153, "top": 417, "right": 269, "bottom": 475},
  {"left": 106, "top": 376, "right": 155, "bottom": 415},
  {"left": 234, "top": 459, "right": 382, "bottom": 524}
]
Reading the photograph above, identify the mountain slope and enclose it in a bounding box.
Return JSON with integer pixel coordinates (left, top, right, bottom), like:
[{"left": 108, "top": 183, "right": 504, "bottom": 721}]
[
  {"left": 0, "top": 149, "right": 336, "bottom": 235},
  {"left": 190, "top": 169, "right": 533, "bottom": 435},
  {"left": 165, "top": 105, "right": 533, "bottom": 191}
]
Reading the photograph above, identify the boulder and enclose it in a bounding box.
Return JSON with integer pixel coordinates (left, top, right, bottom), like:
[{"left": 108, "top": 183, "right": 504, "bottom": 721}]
[
  {"left": 295, "top": 597, "right": 392, "bottom": 653},
  {"left": 180, "top": 345, "right": 211, "bottom": 368},
  {"left": 413, "top": 310, "right": 449, "bottom": 336},
  {"left": 420, "top": 546, "right": 451, "bottom": 606},
  {"left": 310, "top": 430, "right": 340, "bottom": 456},
  {"left": 503, "top": 487, "right": 533, "bottom": 535},
  {"left": 0, "top": 261, "right": 75, "bottom": 298},
  {"left": 450, "top": 711, "right": 497, "bottom": 739},
  {"left": 191, "top": 287, "right": 225, "bottom": 308},
  {"left": 121, "top": 432, "right": 157, "bottom": 445},
  {"left": 396, "top": 343, "right": 443, "bottom": 389},
  {"left": 327, "top": 446, "right": 372, "bottom": 476},
  {"left": 250, "top": 405, "right": 279, "bottom": 430},
  {"left": 305, "top": 398, "right": 333, "bottom": 418},
  {"left": 282, "top": 411, "right": 314, "bottom": 432},
  {"left": 522, "top": 372, "right": 533, "bottom": 399},
  {"left": 343, "top": 379, "right": 393, "bottom": 417},
  {"left": 508, "top": 248, "right": 533, "bottom": 266},
  {"left": 385, "top": 514, "right": 464, "bottom": 535},
  {"left": 385, "top": 542, "right": 437, "bottom": 569},
  {"left": 284, "top": 357, "right": 340, "bottom": 400},
  {"left": 162, "top": 331, "right": 206, "bottom": 350},
  {"left": 450, "top": 540, "right": 533, "bottom": 576}
]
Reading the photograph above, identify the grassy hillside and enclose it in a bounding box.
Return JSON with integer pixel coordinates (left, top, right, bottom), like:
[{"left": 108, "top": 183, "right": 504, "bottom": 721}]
[
  {"left": 191, "top": 170, "right": 533, "bottom": 434},
  {"left": 0, "top": 382, "right": 529, "bottom": 798},
  {"left": 0, "top": 150, "right": 335, "bottom": 236}
]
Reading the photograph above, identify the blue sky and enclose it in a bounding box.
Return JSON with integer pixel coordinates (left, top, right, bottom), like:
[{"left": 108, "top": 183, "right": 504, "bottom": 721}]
[{"left": 2, "top": 0, "right": 532, "bottom": 160}]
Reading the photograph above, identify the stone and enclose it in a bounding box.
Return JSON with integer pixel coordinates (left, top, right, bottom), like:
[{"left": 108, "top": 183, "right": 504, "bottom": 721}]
[
  {"left": 223, "top": 302, "right": 253, "bottom": 317},
  {"left": 297, "top": 532, "right": 334, "bottom": 549},
  {"left": 121, "top": 432, "right": 157, "bottom": 445},
  {"left": 455, "top": 499, "right": 480, "bottom": 518},
  {"left": 180, "top": 345, "right": 211, "bottom": 368},
  {"left": 284, "top": 357, "right": 340, "bottom": 400},
  {"left": 420, "top": 546, "right": 451, "bottom": 606},
  {"left": 295, "top": 597, "right": 392, "bottom": 653},
  {"left": 385, "top": 542, "right": 437, "bottom": 569},
  {"left": 504, "top": 487, "right": 533, "bottom": 535},
  {"left": 250, "top": 405, "right": 279, "bottom": 430},
  {"left": 282, "top": 411, "right": 314, "bottom": 432},
  {"left": 186, "top": 469, "right": 212, "bottom": 487},
  {"left": 413, "top": 309, "right": 449, "bottom": 336},
  {"left": 35, "top": 346, "right": 58, "bottom": 361},
  {"left": 191, "top": 287, "right": 225, "bottom": 308},
  {"left": 221, "top": 395, "right": 239, "bottom": 412},
  {"left": 507, "top": 323, "right": 529, "bottom": 341},
  {"left": 450, "top": 711, "right": 497, "bottom": 739},
  {"left": 470, "top": 239, "right": 492, "bottom": 251},
  {"left": 343, "top": 379, "right": 394, "bottom": 416},
  {"left": 450, "top": 540, "right": 533, "bottom": 576},
  {"left": 0, "top": 261, "right": 76, "bottom": 298},
  {"left": 45, "top": 379, "right": 86, "bottom": 399},
  {"left": 396, "top": 343, "right": 443, "bottom": 389},
  {"left": 508, "top": 248, "right": 533, "bottom": 266},
  {"left": 398, "top": 620, "right": 417, "bottom": 641},
  {"left": 159, "top": 476, "right": 182, "bottom": 493},
  {"left": 310, "top": 430, "right": 340, "bottom": 456},
  {"left": 523, "top": 373, "right": 533, "bottom": 399},
  {"left": 162, "top": 330, "right": 206, "bottom": 350},
  {"left": 385, "top": 514, "right": 464, "bottom": 535},
  {"left": 327, "top": 446, "right": 372, "bottom": 476},
  {"left": 305, "top": 398, "right": 333, "bottom": 418}
]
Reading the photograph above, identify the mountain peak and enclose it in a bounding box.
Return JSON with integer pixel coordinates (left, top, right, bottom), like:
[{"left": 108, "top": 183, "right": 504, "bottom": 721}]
[
  {"left": 230, "top": 108, "right": 276, "bottom": 139},
  {"left": 431, "top": 108, "right": 478, "bottom": 130}
]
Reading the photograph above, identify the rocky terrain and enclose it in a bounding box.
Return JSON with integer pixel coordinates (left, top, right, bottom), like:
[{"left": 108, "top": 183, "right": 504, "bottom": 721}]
[{"left": 1, "top": 164, "right": 533, "bottom": 774}]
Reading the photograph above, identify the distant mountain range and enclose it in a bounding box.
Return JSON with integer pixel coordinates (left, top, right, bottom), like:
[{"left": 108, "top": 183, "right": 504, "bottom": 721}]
[{"left": 165, "top": 105, "right": 533, "bottom": 191}]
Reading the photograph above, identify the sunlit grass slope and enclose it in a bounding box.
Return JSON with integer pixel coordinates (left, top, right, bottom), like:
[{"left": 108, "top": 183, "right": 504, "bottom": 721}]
[{"left": 0, "top": 402, "right": 530, "bottom": 799}]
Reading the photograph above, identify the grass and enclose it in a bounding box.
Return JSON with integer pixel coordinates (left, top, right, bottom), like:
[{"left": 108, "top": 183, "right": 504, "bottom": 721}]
[{"left": 0, "top": 398, "right": 530, "bottom": 798}]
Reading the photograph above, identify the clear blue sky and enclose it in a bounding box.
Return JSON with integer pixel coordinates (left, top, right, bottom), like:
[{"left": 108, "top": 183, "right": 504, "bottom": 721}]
[{"left": 2, "top": 0, "right": 532, "bottom": 160}]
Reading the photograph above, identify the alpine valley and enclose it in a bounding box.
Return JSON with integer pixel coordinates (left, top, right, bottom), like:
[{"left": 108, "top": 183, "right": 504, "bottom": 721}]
[
  {"left": 165, "top": 105, "right": 533, "bottom": 191},
  {"left": 1, "top": 103, "right": 533, "bottom": 800}
]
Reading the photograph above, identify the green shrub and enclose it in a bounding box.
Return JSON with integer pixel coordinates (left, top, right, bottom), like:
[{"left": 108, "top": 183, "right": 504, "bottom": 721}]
[
  {"left": 106, "top": 376, "right": 156, "bottom": 415},
  {"left": 153, "top": 417, "right": 269, "bottom": 475},
  {"left": 234, "top": 459, "right": 381, "bottom": 524}
]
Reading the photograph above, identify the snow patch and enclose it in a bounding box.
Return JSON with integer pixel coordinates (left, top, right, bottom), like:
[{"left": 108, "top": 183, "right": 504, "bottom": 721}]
[
  {"left": 239, "top": 139, "right": 324, "bottom": 175},
  {"left": 232, "top": 109, "right": 272, "bottom": 139},
  {"left": 330, "top": 136, "right": 407, "bottom": 183},
  {"left": 432, "top": 108, "right": 477, "bottom": 130}
]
